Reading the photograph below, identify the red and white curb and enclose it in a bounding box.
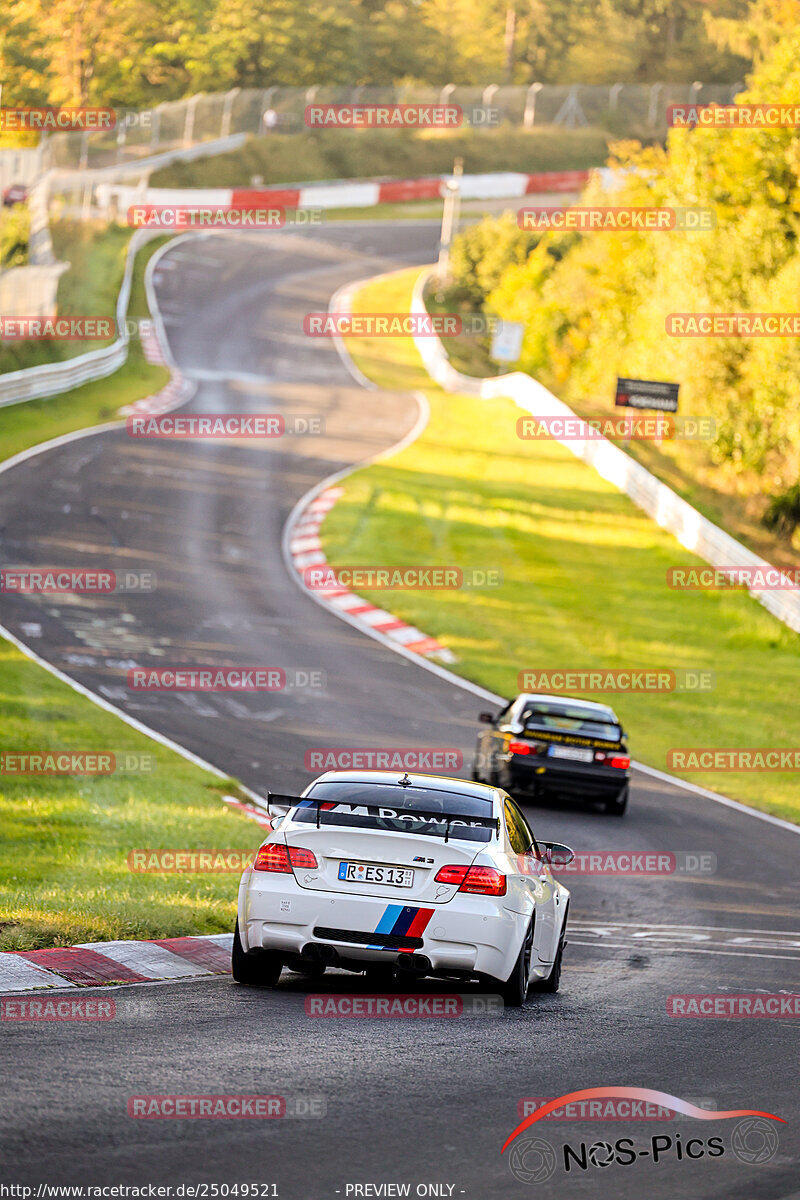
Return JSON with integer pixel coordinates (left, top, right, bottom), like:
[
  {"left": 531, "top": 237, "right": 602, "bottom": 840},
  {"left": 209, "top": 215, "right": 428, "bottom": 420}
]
[
  {"left": 222, "top": 793, "right": 273, "bottom": 829},
  {"left": 117, "top": 325, "right": 192, "bottom": 420},
  {"left": 0, "top": 934, "right": 234, "bottom": 994},
  {"left": 102, "top": 168, "right": 593, "bottom": 217},
  {"left": 287, "top": 485, "right": 456, "bottom": 663}
]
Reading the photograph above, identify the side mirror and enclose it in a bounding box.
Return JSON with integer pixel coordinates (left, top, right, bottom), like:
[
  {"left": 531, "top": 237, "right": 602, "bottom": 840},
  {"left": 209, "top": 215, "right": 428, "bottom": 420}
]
[
  {"left": 479, "top": 711, "right": 495, "bottom": 724},
  {"left": 539, "top": 840, "right": 575, "bottom": 869}
]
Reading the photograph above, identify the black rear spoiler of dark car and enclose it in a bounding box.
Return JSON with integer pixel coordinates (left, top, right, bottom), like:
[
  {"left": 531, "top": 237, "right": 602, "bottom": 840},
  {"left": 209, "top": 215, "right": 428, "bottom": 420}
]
[{"left": 266, "top": 793, "right": 500, "bottom": 842}]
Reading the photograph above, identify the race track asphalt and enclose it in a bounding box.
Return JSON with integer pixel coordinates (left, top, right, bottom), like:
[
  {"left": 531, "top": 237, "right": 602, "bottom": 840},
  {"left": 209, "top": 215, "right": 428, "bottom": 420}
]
[{"left": 0, "top": 223, "right": 797, "bottom": 1197}]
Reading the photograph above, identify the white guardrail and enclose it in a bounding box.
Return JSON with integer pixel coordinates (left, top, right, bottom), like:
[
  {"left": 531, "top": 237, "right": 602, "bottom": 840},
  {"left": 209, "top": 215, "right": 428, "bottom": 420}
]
[
  {"left": 0, "top": 227, "right": 162, "bottom": 409},
  {"left": 410, "top": 269, "right": 800, "bottom": 636}
]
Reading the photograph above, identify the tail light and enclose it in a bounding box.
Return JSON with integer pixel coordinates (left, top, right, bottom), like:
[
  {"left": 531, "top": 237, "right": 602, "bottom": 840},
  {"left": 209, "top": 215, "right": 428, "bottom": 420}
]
[
  {"left": 508, "top": 741, "right": 532, "bottom": 755},
  {"left": 435, "top": 864, "right": 507, "bottom": 896},
  {"left": 608, "top": 756, "right": 630, "bottom": 769},
  {"left": 253, "top": 843, "right": 318, "bottom": 872}
]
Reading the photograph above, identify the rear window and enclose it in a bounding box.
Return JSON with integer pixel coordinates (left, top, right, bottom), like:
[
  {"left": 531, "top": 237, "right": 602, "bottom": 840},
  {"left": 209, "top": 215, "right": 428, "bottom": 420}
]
[
  {"left": 522, "top": 703, "right": 621, "bottom": 743},
  {"left": 293, "top": 782, "right": 496, "bottom": 843}
]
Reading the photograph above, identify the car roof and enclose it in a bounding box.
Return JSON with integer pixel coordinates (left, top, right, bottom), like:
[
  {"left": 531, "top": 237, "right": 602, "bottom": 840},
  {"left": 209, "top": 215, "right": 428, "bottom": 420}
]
[
  {"left": 306, "top": 769, "right": 498, "bottom": 801},
  {"left": 517, "top": 693, "right": 619, "bottom": 720}
]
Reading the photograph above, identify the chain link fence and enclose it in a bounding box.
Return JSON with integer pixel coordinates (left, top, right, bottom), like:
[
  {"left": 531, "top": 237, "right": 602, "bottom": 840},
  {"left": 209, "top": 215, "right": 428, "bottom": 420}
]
[{"left": 41, "top": 82, "right": 743, "bottom": 172}]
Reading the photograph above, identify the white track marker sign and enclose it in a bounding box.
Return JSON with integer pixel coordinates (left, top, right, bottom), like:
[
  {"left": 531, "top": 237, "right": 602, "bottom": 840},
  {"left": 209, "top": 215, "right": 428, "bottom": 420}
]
[{"left": 490, "top": 320, "right": 524, "bottom": 364}]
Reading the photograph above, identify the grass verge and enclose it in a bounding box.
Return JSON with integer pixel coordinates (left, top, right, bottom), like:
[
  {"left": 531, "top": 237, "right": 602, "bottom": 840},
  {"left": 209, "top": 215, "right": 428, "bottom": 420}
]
[
  {"left": 0, "top": 222, "right": 139, "bottom": 375},
  {"left": 0, "top": 230, "right": 261, "bottom": 951},
  {"left": 325, "top": 268, "right": 800, "bottom": 824},
  {"left": 0, "top": 634, "right": 260, "bottom": 951},
  {"left": 152, "top": 126, "right": 609, "bottom": 189},
  {"left": 426, "top": 273, "right": 800, "bottom": 573},
  {"left": 0, "top": 234, "right": 170, "bottom": 463}
]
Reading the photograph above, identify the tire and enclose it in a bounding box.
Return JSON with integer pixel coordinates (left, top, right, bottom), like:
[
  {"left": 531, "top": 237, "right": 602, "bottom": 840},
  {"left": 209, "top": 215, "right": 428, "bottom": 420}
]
[
  {"left": 532, "top": 908, "right": 568, "bottom": 994},
  {"left": 606, "top": 784, "right": 629, "bottom": 817},
  {"left": 231, "top": 920, "right": 282, "bottom": 987},
  {"left": 500, "top": 919, "right": 534, "bottom": 1008}
]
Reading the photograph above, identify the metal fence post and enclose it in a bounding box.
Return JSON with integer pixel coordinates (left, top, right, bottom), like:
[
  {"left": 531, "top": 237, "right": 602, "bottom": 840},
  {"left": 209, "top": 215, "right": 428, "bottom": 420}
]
[
  {"left": 523, "top": 83, "right": 543, "bottom": 128},
  {"left": 151, "top": 104, "right": 162, "bottom": 150},
  {"left": 648, "top": 83, "right": 664, "bottom": 129},
  {"left": 221, "top": 87, "right": 241, "bottom": 138},
  {"left": 553, "top": 85, "right": 587, "bottom": 128},
  {"left": 183, "top": 93, "right": 203, "bottom": 147},
  {"left": 116, "top": 119, "right": 127, "bottom": 164}
]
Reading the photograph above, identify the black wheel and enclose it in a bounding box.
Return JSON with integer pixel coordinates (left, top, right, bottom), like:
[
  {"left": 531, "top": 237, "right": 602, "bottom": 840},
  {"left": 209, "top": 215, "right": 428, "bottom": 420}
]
[
  {"left": 500, "top": 919, "right": 534, "bottom": 1007},
  {"left": 606, "top": 785, "right": 629, "bottom": 817},
  {"left": 532, "top": 908, "right": 568, "bottom": 994},
  {"left": 231, "top": 920, "right": 282, "bottom": 986}
]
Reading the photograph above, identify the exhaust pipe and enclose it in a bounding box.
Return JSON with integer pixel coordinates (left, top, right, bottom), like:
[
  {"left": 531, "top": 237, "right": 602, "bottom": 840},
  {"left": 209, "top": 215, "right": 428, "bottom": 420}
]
[
  {"left": 395, "top": 952, "right": 432, "bottom": 974},
  {"left": 302, "top": 943, "right": 337, "bottom": 964}
]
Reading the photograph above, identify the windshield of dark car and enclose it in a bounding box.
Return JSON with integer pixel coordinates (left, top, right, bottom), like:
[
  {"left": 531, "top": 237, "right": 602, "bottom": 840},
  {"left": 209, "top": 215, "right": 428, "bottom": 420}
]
[
  {"left": 292, "top": 782, "right": 496, "bottom": 842},
  {"left": 522, "top": 703, "right": 622, "bottom": 742}
]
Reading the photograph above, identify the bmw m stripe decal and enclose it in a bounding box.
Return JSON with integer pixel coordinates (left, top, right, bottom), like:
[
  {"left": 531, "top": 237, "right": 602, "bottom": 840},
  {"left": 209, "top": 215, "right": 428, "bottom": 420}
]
[{"left": 368, "top": 905, "right": 434, "bottom": 951}]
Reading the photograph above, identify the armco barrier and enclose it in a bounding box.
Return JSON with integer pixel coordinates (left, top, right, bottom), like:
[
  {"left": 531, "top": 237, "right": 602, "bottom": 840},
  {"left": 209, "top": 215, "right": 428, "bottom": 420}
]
[
  {"left": 0, "top": 263, "right": 69, "bottom": 318},
  {"left": 409, "top": 269, "right": 800, "bottom": 636},
  {"left": 99, "top": 169, "right": 591, "bottom": 218},
  {"left": 0, "top": 227, "right": 163, "bottom": 409}
]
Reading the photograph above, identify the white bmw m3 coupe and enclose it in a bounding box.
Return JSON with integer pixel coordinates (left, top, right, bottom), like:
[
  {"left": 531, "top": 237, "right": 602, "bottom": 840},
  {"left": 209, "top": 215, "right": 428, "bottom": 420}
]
[{"left": 233, "top": 770, "right": 572, "bottom": 1006}]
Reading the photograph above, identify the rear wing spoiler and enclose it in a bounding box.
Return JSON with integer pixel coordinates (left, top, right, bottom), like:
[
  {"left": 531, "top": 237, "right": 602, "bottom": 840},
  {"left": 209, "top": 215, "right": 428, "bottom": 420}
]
[{"left": 266, "top": 793, "right": 500, "bottom": 842}]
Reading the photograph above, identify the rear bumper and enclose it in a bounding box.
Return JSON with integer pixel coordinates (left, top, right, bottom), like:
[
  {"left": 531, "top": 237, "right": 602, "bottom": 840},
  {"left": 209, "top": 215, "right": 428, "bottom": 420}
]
[
  {"left": 239, "top": 869, "right": 536, "bottom": 981},
  {"left": 504, "top": 757, "right": 629, "bottom": 802}
]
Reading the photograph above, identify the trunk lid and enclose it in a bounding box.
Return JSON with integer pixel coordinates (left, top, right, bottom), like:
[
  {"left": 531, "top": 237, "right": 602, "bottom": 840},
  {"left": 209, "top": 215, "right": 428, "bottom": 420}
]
[{"left": 281, "top": 825, "right": 483, "bottom": 904}]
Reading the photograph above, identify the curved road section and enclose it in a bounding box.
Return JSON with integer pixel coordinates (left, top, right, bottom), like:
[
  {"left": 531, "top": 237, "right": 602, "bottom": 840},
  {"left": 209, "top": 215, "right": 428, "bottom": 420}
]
[{"left": 0, "top": 224, "right": 797, "bottom": 1194}]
